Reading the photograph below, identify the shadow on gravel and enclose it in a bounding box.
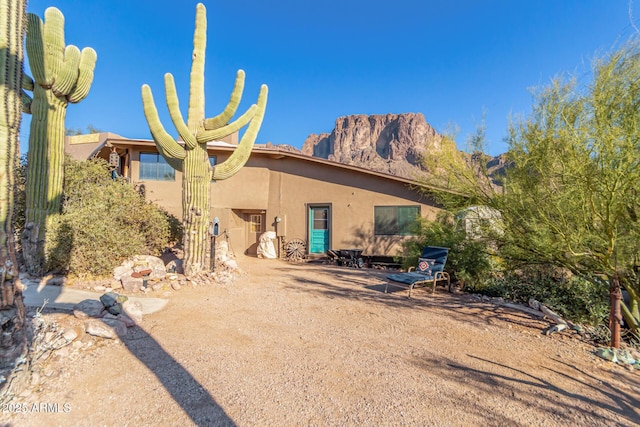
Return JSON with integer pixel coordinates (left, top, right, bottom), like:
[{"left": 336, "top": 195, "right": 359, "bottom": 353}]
[
  {"left": 413, "top": 353, "right": 639, "bottom": 426},
  {"left": 275, "top": 264, "right": 548, "bottom": 330},
  {"left": 119, "top": 324, "right": 236, "bottom": 427}
]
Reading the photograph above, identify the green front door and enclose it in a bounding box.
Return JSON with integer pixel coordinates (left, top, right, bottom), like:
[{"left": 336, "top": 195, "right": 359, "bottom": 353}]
[{"left": 309, "top": 206, "right": 330, "bottom": 254}]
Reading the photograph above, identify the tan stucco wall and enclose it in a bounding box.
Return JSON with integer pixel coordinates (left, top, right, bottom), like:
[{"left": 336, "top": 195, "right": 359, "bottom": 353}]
[{"left": 121, "top": 144, "right": 441, "bottom": 257}]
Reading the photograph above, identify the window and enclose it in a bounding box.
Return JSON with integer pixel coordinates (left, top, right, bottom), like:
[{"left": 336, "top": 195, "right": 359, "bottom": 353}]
[
  {"left": 139, "top": 152, "right": 175, "bottom": 181},
  {"left": 374, "top": 206, "right": 420, "bottom": 235},
  {"left": 249, "top": 215, "right": 262, "bottom": 233},
  {"left": 313, "top": 208, "right": 328, "bottom": 230}
]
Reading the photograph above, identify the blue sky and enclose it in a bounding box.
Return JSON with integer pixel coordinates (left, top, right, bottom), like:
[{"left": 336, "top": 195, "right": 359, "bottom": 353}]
[{"left": 20, "top": 0, "right": 637, "bottom": 156}]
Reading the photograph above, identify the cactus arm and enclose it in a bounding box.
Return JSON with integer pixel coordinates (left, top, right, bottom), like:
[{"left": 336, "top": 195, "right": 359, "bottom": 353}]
[
  {"left": 25, "top": 14, "right": 46, "bottom": 84},
  {"left": 42, "top": 7, "right": 65, "bottom": 85},
  {"left": 164, "top": 73, "right": 197, "bottom": 149},
  {"left": 67, "top": 47, "right": 97, "bottom": 103},
  {"left": 22, "top": 73, "right": 34, "bottom": 91},
  {"left": 197, "top": 104, "right": 256, "bottom": 143},
  {"left": 212, "top": 84, "right": 267, "bottom": 180},
  {"left": 21, "top": 90, "right": 32, "bottom": 113},
  {"left": 141, "top": 84, "right": 187, "bottom": 163},
  {"left": 187, "top": 3, "right": 206, "bottom": 130},
  {"left": 51, "top": 45, "right": 80, "bottom": 96},
  {"left": 203, "top": 70, "right": 245, "bottom": 130}
]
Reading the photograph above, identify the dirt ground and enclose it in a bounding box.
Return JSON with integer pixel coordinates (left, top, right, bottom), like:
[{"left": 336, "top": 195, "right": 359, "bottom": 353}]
[{"left": 3, "top": 255, "right": 640, "bottom": 426}]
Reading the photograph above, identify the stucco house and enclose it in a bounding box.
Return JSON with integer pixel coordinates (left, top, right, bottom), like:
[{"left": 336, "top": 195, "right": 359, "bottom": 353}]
[{"left": 65, "top": 132, "right": 443, "bottom": 261}]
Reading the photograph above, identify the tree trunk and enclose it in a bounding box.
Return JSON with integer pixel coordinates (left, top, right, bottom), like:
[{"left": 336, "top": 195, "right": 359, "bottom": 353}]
[
  {"left": 0, "top": 0, "right": 27, "bottom": 369},
  {"left": 23, "top": 86, "right": 67, "bottom": 275},
  {"left": 182, "top": 145, "right": 211, "bottom": 277}
]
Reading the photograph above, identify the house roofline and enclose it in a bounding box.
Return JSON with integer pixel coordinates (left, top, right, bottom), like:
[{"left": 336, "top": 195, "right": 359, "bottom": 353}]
[{"left": 95, "top": 136, "right": 448, "bottom": 194}]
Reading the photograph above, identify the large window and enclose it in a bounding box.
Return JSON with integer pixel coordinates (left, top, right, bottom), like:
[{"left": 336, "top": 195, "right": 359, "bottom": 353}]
[
  {"left": 139, "top": 152, "right": 175, "bottom": 181},
  {"left": 374, "top": 206, "right": 420, "bottom": 236}
]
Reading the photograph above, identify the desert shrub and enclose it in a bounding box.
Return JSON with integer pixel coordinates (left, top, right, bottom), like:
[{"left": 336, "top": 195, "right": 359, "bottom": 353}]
[
  {"left": 43, "top": 157, "right": 182, "bottom": 277},
  {"left": 466, "top": 268, "right": 609, "bottom": 326},
  {"left": 399, "top": 212, "right": 493, "bottom": 287}
]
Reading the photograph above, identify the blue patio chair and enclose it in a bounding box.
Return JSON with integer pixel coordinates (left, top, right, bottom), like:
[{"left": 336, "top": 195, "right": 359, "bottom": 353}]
[{"left": 385, "top": 246, "right": 451, "bottom": 298}]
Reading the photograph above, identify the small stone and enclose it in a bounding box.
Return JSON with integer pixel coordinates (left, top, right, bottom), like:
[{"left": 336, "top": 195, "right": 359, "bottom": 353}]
[
  {"left": 94, "top": 285, "right": 106, "bottom": 292},
  {"left": 73, "top": 299, "right": 105, "bottom": 319},
  {"left": 223, "top": 259, "right": 239, "bottom": 271},
  {"left": 100, "top": 292, "right": 118, "bottom": 308},
  {"left": 151, "top": 283, "right": 163, "bottom": 292},
  {"left": 110, "top": 279, "right": 123, "bottom": 290},
  {"left": 171, "top": 282, "right": 181, "bottom": 291},
  {"left": 62, "top": 328, "right": 79, "bottom": 342},
  {"left": 85, "top": 318, "right": 127, "bottom": 339},
  {"left": 106, "top": 303, "right": 123, "bottom": 315},
  {"left": 30, "top": 371, "right": 41, "bottom": 385}
]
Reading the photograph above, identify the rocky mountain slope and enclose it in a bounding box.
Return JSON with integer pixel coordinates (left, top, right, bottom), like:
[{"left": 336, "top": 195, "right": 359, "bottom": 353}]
[{"left": 301, "top": 112, "right": 442, "bottom": 179}]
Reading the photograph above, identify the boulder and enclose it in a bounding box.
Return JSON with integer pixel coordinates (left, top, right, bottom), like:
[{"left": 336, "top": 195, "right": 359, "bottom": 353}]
[
  {"left": 73, "top": 299, "right": 105, "bottom": 319},
  {"left": 113, "top": 265, "right": 132, "bottom": 281},
  {"left": 121, "top": 275, "right": 143, "bottom": 292},
  {"left": 122, "top": 300, "right": 143, "bottom": 323}
]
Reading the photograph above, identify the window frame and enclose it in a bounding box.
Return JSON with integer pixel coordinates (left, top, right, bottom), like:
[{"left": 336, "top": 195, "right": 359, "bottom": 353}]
[
  {"left": 139, "top": 152, "right": 175, "bottom": 181},
  {"left": 374, "top": 205, "right": 420, "bottom": 236}
]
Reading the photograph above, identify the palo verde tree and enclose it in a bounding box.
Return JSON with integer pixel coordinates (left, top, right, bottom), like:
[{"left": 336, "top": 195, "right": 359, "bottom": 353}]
[
  {"left": 22, "top": 7, "right": 97, "bottom": 275},
  {"left": 421, "top": 41, "right": 640, "bottom": 348},
  {"left": 142, "top": 3, "right": 268, "bottom": 277},
  {"left": 0, "top": 0, "right": 27, "bottom": 368}
]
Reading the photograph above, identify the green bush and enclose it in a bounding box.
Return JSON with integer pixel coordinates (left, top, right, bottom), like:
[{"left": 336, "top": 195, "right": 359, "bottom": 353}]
[
  {"left": 400, "top": 212, "right": 493, "bottom": 287},
  {"left": 42, "top": 157, "right": 182, "bottom": 277},
  {"left": 465, "top": 268, "right": 609, "bottom": 326}
]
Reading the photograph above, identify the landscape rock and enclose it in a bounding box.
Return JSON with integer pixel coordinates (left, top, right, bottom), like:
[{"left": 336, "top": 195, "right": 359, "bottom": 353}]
[
  {"left": 73, "top": 299, "right": 105, "bottom": 319},
  {"left": 121, "top": 275, "right": 143, "bottom": 293},
  {"left": 62, "top": 328, "right": 79, "bottom": 343},
  {"left": 113, "top": 266, "right": 130, "bottom": 281},
  {"left": 85, "top": 318, "right": 127, "bottom": 339},
  {"left": 223, "top": 259, "right": 239, "bottom": 271},
  {"left": 122, "top": 300, "right": 143, "bottom": 323}
]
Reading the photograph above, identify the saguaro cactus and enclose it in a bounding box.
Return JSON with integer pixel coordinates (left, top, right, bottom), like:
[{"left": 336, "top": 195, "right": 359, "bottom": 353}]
[
  {"left": 0, "top": 0, "right": 27, "bottom": 368},
  {"left": 142, "top": 3, "right": 268, "bottom": 276},
  {"left": 22, "top": 7, "right": 97, "bottom": 275}
]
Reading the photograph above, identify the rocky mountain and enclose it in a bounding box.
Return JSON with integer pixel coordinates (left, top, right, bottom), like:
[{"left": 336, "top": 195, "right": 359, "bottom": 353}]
[{"left": 301, "top": 113, "right": 442, "bottom": 179}]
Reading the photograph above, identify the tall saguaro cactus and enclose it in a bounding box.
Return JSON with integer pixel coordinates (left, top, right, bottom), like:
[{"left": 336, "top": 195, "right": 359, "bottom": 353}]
[
  {"left": 22, "top": 7, "right": 97, "bottom": 275},
  {"left": 0, "top": 0, "right": 26, "bottom": 368},
  {"left": 142, "top": 3, "right": 268, "bottom": 276}
]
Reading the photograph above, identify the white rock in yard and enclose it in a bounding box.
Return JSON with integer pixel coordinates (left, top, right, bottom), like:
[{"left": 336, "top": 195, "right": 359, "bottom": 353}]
[
  {"left": 113, "top": 265, "right": 132, "bottom": 281},
  {"left": 223, "top": 259, "right": 239, "bottom": 271},
  {"left": 85, "top": 318, "right": 127, "bottom": 339},
  {"left": 122, "top": 300, "right": 143, "bottom": 323}
]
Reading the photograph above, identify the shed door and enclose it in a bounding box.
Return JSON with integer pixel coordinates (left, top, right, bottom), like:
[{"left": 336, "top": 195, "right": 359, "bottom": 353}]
[{"left": 309, "top": 206, "right": 330, "bottom": 254}]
